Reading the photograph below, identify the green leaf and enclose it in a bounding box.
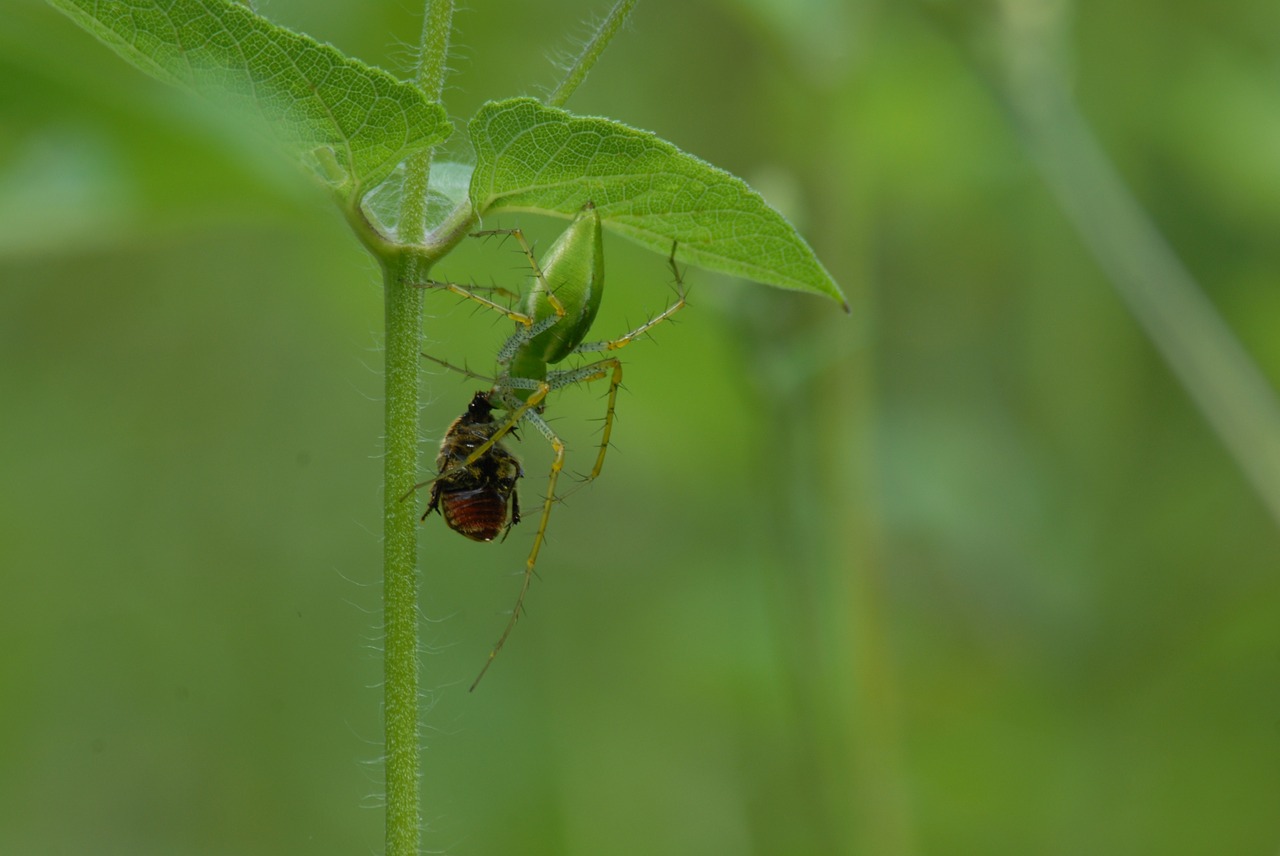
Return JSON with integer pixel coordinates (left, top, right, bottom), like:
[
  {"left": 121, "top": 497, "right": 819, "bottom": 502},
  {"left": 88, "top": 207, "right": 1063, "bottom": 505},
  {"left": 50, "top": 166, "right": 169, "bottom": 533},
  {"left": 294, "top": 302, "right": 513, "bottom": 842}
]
[
  {"left": 469, "top": 97, "right": 845, "bottom": 308},
  {"left": 48, "top": 0, "right": 451, "bottom": 195}
]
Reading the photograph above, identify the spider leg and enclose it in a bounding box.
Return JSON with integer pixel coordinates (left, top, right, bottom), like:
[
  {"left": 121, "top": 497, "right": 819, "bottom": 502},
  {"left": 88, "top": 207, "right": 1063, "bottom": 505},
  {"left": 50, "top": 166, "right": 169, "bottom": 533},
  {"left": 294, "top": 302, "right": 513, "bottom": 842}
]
[
  {"left": 469, "top": 227, "right": 568, "bottom": 318},
  {"left": 398, "top": 382, "right": 550, "bottom": 503},
  {"left": 572, "top": 242, "right": 687, "bottom": 354},
  {"left": 470, "top": 407, "right": 565, "bottom": 691},
  {"left": 544, "top": 358, "right": 623, "bottom": 485},
  {"left": 410, "top": 278, "right": 536, "bottom": 326},
  {"left": 548, "top": 244, "right": 687, "bottom": 485},
  {"left": 409, "top": 227, "right": 573, "bottom": 325},
  {"left": 419, "top": 352, "right": 497, "bottom": 383}
]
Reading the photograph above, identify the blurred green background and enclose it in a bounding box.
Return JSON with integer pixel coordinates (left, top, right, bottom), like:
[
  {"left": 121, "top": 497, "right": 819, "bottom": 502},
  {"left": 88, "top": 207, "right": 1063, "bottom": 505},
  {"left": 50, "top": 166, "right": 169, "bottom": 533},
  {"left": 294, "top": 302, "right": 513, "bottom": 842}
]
[{"left": 3, "top": 0, "right": 1279, "bottom": 853}]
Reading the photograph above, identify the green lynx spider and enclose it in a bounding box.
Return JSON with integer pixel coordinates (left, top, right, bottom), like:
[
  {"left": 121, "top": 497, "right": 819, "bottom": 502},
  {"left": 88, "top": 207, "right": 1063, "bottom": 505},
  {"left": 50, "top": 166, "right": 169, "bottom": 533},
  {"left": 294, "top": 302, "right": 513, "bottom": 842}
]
[{"left": 409, "top": 201, "right": 686, "bottom": 689}]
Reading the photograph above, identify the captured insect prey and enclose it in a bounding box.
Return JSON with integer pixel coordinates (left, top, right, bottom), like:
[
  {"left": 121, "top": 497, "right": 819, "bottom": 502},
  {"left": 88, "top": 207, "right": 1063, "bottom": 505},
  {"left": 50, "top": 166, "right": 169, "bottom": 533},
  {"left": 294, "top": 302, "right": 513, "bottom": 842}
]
[
  {"left": 424, "top": 390, "right": 523, "bottom": 543},
  {"left": 409, "top": 200, "right": 687, "bottom": 690}
]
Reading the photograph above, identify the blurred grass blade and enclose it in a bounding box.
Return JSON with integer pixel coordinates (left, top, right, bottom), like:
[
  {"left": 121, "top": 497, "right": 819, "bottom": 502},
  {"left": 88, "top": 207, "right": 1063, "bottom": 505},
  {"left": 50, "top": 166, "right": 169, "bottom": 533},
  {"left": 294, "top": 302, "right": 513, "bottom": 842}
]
[
  {"left": 48, "top": 0, "right": 451, "bottom": 197},
  {"left": 1001, "top": 2, "right": 1280, "bottom": 529},
  {"left": 468, "top": 97, "right": 847, "bottom": 308}
]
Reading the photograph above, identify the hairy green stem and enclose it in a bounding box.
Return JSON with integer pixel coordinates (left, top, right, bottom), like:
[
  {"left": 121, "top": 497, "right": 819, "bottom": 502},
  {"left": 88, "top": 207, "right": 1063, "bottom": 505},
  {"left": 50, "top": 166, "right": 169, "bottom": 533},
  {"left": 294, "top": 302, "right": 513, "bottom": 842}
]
[
  {"left": 416, "top": 0, "right": 455, "bottom": 98},
  {"left": 382, "top": 255, "right": 424, "bottom": 856},
  {"left": 400, "top": 0, "right": 454, "bottom": 243},
  {"left": 546, "top": 0, "right": 636, "bottom": 107},
  {"left": 382, "top": 4, "right": 455, "bottom": 856}
]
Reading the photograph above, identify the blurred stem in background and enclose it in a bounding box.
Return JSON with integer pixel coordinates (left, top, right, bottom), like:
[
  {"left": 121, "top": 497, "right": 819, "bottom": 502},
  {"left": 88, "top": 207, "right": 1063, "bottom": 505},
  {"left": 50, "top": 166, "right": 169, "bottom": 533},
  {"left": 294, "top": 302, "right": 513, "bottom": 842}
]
[
  {"left": 996, "top": 0, "right": 1280, "bottom": 529},
  {"left": 723, "top": 14, "right": 917, "bottom": 845},
  {"left": 730, "top": 287, "right": 916, "bottom": 855},
  {"left": 731, "top": 0, "right": 1280, "bottom": 849}
]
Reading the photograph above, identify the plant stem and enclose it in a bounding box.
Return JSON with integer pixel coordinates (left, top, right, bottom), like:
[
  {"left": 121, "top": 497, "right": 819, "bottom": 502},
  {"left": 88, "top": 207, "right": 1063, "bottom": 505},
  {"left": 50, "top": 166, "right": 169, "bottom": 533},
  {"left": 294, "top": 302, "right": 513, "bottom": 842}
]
[
  {"left": 382, "top": 4, "right": 455, "bottom": 856},
  {"left": 400, "top": 0, "right": 455, "bottom": 242},
  {"left": 416, "top": 0, "right": 455, "bottom": 99},
  {"left": 546, "top": 0, "right": 636, "bottom": 108},
  {"left": 382, "top": 253, "right": 424, "bottom": 856},
  {"left": 999, "top": 0, "right": 1280, "bottom": 529}
]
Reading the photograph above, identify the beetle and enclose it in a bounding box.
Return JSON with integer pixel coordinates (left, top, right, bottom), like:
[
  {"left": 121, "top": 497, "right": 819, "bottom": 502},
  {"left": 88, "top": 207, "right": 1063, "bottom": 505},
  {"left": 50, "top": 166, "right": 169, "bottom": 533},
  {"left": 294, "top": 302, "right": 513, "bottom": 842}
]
[{"left": 424, "top": 389, "right": 522, "bottom": 543}]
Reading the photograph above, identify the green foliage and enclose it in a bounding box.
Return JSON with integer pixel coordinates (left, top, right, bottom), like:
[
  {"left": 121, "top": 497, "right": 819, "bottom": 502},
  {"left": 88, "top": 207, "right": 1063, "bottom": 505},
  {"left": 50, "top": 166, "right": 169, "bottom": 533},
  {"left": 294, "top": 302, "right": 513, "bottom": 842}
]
[
  {"left": 12, "top": 0, "right": 1280, "bottom": 854},
  {"left": 34, "top": 2, "right": 844, "bottom": 855},
  {"left": 470, "top": 98, "right": 846, "bottom": 307},
  {"left": 45, "top": 0, "right": 843, "bottom": 306},
  {"left": 46, "top": 0, "right": 451, "bottom": 197}
]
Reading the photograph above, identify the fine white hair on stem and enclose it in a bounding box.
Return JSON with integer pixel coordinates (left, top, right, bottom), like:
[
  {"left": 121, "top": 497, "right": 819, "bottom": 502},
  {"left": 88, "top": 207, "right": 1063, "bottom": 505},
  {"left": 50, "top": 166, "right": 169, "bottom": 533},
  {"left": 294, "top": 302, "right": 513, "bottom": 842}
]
[{"left": 544, "top": 0, "right": 638, "bottom": 107}]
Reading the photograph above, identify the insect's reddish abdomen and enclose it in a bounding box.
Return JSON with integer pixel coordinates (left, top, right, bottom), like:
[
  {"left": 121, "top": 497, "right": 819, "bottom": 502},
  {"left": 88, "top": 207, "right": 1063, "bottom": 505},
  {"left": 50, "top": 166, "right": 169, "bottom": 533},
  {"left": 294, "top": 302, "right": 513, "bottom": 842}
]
[
  {"left": 425, "top": 390, "right": 523, "bottom": 542},
  {"left": 440, "top": 488, "right": 511, "bottom": 542}
]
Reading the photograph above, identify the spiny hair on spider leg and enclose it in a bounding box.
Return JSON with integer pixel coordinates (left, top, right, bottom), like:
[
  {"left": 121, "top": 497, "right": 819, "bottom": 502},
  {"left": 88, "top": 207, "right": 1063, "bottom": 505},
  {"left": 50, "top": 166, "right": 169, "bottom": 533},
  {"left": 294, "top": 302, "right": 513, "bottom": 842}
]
[
  {"left": 591, "top": 381, "right": 623, "bottom": 400},
  {"left": 464, "top": 299, "right": 491, "bottom": 321},
  {"left": 564, "top": 465, "right": 611, "bottom": 485},
  {"left": 463, "top": 275, "right": 515, "bottom": 295},
  {"left": 481, "top": 232, "right": 541, "bottom": 263},
  {"left": 586, "top": 437, "right": 623, "bottom": 459},
  {"left": 585, "top": 423, "right": 623, "bottom": 445},
  {"left": 499, "top": 563, "right": 538, "bottom": 585},
  {"left": 471, "top": 280, "right": 524, "bottom": 310},
  {"left": 420, "top": 352, "right": 494, "bottom": 383}
]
